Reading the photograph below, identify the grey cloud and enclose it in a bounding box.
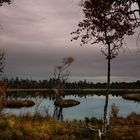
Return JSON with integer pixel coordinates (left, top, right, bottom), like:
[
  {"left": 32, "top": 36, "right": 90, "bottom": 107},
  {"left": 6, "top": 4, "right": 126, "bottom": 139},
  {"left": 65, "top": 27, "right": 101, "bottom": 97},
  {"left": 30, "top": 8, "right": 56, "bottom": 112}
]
[{"left": 0, "top": 0, "right": 140, "bottom": 82}]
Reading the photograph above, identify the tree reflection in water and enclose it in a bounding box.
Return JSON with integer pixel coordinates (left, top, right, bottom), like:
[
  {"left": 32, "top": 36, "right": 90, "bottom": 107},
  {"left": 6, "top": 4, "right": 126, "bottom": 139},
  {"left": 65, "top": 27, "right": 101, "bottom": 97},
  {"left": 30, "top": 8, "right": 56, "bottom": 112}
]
[
  {"left": 53, "top": 95, "right": 80, "bottom": 120},
  {"left": 53, "top": 106, "right": 63, "bottom": 120}
]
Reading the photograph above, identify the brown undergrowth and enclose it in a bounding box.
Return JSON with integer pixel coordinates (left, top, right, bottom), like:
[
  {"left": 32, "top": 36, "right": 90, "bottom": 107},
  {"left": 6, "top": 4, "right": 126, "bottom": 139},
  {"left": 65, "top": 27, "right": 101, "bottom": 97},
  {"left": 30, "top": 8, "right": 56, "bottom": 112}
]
[
  {"left": 0, "top": 113, "right": 102, "bottom": 140},
  {"left": 108, "top": 104, "right": 140, "bottom": 140}
]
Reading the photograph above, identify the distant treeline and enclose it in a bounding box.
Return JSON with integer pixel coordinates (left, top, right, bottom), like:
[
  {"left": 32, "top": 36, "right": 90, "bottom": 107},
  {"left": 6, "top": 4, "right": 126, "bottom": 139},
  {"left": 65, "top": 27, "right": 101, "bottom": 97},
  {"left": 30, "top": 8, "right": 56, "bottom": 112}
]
[{"left": 2, "top": 77, "right": 140, "bottom": 89}]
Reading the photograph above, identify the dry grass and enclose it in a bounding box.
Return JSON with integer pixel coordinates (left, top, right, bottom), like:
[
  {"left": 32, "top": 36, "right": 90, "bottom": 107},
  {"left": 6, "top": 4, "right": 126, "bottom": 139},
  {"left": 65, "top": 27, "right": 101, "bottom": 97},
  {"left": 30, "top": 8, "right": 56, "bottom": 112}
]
[
  {"left": 0, "top": 111, "right": 140, "bottom": 140},
  {"left": 109, "top": 113, "right": 140, "bottom": 140},
  {"left": 0, "top": 114, "right": 102, "bottom": 140}
]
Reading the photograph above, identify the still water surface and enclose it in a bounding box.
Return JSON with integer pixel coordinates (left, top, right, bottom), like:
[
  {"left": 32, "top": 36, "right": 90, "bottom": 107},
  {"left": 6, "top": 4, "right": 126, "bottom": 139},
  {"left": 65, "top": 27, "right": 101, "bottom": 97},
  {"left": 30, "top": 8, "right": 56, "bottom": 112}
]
[{"left": 4, "top": 94, "right": 140, "bottom": 120}]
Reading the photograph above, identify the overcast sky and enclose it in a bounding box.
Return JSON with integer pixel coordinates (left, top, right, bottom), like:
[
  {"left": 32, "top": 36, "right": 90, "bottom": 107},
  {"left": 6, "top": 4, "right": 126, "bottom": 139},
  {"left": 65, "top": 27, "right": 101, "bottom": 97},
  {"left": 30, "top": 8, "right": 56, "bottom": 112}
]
[{"left": 0, "top": 0, "right": 140, "bottom": 82}]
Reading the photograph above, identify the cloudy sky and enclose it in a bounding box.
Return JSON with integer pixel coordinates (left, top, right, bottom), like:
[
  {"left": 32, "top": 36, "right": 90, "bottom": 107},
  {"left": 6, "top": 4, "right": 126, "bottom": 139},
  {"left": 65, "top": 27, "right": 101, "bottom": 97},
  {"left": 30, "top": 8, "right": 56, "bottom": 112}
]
[{"left": 0, "top": 0, "right": 140, "bottom": 82}]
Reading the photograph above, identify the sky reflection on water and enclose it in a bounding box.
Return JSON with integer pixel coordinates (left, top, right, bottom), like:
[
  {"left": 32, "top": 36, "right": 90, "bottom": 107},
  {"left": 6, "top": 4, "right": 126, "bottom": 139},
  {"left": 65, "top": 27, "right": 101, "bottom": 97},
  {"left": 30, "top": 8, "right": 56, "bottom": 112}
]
[{"left": 4, "top": 95, "right": 140, "bottom": 120}]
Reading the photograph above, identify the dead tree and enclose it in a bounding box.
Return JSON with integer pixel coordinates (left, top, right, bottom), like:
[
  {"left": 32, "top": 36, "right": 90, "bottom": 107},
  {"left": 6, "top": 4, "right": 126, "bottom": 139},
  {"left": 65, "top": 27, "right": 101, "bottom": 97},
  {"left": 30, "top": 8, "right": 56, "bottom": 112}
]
[
  {"left": 53, "top": 56, "right": 74, "bottom": 119},
  {"left": 53, "top": 56, "right": 74, "bottom": 97}
]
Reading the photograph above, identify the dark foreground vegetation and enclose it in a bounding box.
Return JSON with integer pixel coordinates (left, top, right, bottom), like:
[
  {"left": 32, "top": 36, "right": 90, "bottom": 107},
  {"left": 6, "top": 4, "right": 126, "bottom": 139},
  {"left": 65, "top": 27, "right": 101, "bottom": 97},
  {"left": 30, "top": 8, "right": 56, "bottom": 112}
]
[
  {"left": 109, "top": 113, "right": 140, "bottom": 140},
  {"left": 0, "top": 111, "right": 140, "bottom": 140}
]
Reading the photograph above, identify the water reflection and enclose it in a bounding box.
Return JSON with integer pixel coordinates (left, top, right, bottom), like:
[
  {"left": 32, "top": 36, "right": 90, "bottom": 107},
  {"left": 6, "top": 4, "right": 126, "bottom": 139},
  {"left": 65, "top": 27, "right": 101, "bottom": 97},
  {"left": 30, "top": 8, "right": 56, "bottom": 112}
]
[
  {"left": 53, "top": 95, "right": 63, "bottom": 120},
  {"left": 53, "top": 106, "right": 63, "bottom": 120},
  {"left": 4, "top": 91, "right": 140, "bottom": 120},
  {"left": 6, "top": 90, "right": 126, "bottom": 101}
]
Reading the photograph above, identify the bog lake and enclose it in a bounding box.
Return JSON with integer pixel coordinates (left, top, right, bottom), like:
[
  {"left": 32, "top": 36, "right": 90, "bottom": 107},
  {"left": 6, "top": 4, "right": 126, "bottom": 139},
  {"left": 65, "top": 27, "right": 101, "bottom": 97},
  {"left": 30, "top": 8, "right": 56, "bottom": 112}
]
[{"left": 4, "top": 90, "right": 140, "bottom": 120}]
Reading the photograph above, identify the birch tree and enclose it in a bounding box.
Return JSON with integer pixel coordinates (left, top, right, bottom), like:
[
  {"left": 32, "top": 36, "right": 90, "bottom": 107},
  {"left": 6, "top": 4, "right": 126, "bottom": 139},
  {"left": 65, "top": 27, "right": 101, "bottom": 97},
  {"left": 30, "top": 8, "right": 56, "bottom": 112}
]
[{"left": 71, "top": 0, "right": 140, "bottom": 136}]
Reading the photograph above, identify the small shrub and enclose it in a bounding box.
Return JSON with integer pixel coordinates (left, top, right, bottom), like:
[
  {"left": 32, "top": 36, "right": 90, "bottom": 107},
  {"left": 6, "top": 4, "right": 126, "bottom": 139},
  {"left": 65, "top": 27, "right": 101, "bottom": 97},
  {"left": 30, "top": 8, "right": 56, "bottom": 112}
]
[
  {"left": 85, "top": 117, "right": 90, "bottom": 124},
  {"left": 110, "top": 103, "right": 119, "bottom": 120}
]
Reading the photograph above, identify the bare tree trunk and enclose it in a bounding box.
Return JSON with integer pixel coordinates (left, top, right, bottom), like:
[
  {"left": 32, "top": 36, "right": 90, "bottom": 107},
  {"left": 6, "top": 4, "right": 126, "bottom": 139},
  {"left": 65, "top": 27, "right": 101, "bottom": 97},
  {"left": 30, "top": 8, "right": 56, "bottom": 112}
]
[
  {"left": 136, "top": 0, "right": 140, "bottom": 15},
  {"left": 103, "top": 43, "right": 111, "bottom": 136}
]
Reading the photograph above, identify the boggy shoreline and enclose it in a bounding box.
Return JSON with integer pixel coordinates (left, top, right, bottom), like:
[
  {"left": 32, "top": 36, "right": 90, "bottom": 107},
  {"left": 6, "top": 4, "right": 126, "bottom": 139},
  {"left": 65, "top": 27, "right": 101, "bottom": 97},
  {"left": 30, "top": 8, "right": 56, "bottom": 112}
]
[
  {"left": 123, "top": 93, "right": 140, "bottom": 102},
  {"left": 0, "top": 99, "right": 35, "bottom": 108}
]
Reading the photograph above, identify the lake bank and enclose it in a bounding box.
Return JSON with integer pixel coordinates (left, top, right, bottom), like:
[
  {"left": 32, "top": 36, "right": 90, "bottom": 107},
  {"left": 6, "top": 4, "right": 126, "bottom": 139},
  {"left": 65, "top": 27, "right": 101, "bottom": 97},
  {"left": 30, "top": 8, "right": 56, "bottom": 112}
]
[
  {"left": 6, "top": 88, "right": 140, "bottom": 92},
  {"left": 123, "top": 94, "right": 140, "bottom": 102},
  {"left": 0, "top": 112, "right": 140, "bottom": 140},
  {"left": 5, "top": 89, "right": 140, "bottom": 102}
]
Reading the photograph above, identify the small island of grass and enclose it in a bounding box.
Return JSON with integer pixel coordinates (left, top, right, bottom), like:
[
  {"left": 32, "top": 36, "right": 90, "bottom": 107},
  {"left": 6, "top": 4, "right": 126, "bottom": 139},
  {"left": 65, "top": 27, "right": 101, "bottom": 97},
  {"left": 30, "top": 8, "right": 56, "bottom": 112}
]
[
  {"left": 54, "top": 99, "right": 80, "bottom": 108},
  {"left": 123, "top": 93, "right": 140, "bottom": 102},
  {"left": 0, "top": 99, "right": 35, "bottom": 108}
]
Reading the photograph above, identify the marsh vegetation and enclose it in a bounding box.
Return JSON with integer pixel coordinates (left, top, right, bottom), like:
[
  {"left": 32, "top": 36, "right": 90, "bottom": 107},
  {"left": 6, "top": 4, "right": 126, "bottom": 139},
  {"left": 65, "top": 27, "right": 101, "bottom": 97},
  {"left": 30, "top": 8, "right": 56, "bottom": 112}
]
[{"left": 0, "top": 101, "right": 140, "bottom": 140}]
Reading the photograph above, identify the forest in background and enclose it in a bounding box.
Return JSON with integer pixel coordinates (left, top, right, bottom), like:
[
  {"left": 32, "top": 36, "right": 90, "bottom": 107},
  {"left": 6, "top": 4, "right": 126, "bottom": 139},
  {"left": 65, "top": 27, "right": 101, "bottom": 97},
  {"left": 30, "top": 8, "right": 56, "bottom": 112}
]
[{"left": 3, "top": 77, "right": 140, "bottom": 89}]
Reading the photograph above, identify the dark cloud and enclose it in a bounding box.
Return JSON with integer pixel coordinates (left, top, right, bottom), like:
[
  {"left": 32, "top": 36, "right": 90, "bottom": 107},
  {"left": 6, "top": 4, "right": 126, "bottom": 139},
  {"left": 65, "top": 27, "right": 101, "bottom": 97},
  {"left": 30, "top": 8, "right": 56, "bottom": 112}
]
[{"left": 0, "top": 0, "right": 140, "bottom": 82}]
